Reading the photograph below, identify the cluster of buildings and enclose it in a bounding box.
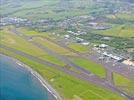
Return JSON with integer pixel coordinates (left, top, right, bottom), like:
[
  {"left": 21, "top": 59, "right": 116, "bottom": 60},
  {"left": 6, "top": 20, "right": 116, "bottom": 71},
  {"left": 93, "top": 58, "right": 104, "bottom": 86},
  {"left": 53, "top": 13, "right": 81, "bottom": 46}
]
[
  {"left": 123, "top": 59, "right": 134, "bottom": 67},
  {"left": 94, "top": 43, "right": 134, "bottom": 67},
  {"left": 67, "top": 31, "right": 87, "bottom": 36},
  {"left": 0, "top": 14, "right": 112, "bottom": 33},
  {"left": 102, "top": 52, "right": 124, "bottom": 62},
  {"left": 64, "top": 34, "right": 89, "bottom": 46},
  {"left": 88, "top": 22, "right": 111, "bottom": 30},
  {"left": 1, "top": 15, "right": 133, "bottom": 67},
  {"left": 0, "top": 17, "right": 29, "bottom": 26}
]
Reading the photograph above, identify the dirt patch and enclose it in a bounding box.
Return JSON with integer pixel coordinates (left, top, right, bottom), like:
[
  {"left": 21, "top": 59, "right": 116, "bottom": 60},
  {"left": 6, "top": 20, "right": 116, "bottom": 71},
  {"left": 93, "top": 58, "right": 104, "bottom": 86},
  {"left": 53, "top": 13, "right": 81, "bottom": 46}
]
[{"left": 73, "top": 95, "right": 83, "bottom": 100}]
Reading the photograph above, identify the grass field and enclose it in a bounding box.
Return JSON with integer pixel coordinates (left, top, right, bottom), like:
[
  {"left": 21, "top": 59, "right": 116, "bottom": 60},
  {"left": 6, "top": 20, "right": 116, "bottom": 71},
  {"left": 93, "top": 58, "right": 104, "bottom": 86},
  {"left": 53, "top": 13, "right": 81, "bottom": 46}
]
[
  {"left": 107, "top": 13, "right": 134, "bottom": 21},
  {"left": 94, "top": 25, "right": 134, "bottom": 38},
  {"left": 0, "top": 26, "right": 127, "bottom": 100},
  {"left": 32, "top": 37, "right": 75, "bottom": 56},
  {"left": 17, "top": 27, "right": 50, "bottom": 36},
  {"left": 1, "top": 0, "right": 134, "bottom": 99},
  {"left": 71, "top": 57, "right": 106, "bottom": 78},
  {"left": 15, "top": 28, "right": 105, "bottom": 78},
  {"left": 113, "top": 72, "right": 134, "bottom": 95},
  {"left": 15, "top": 28, "right": 106, "bottom": 78},
  {"left": 67, "top": 43, "right": 89, "bottom": 53},
  {"left": 1, "top": 0, "right": 90, "bottom": 21},
  {"left": 0, "top": 47, "right": 125, "bottom": 100},
  {"left": 0, "top": 29, "right": 65, "bottom": 66}
]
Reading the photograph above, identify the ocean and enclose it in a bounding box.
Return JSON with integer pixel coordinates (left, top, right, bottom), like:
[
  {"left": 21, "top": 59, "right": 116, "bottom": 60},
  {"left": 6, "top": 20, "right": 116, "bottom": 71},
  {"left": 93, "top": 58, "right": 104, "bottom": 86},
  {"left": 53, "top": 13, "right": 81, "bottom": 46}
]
[{"left": 0, "top": 55, "right": 55, "bottom": 100}]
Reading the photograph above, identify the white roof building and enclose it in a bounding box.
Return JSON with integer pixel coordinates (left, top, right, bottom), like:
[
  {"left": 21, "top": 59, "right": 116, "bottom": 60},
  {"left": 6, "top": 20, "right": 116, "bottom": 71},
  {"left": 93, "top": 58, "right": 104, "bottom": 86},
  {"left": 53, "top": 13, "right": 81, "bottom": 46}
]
[
  {"left": 81, "top": 42, "right": 89, "bottom": 46},
  {"left": 102, "top": 52, "right": 124, "bottom": 61},
  {"left": 99, "top": 44, "right": 108, "bottom": 48},
  {"left": 64, "top": 35, "right": 70, "bottom": 39},
  {"left": 123, "top": 60, "right": 134, "bottom": 66}
]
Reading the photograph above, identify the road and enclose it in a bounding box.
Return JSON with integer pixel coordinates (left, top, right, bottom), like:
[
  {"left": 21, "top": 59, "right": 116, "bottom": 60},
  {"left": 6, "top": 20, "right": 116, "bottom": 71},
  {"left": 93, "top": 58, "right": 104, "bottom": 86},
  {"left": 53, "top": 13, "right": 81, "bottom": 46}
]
[{"left": 86, "top": 52, "right": 134, "bottom": 80}]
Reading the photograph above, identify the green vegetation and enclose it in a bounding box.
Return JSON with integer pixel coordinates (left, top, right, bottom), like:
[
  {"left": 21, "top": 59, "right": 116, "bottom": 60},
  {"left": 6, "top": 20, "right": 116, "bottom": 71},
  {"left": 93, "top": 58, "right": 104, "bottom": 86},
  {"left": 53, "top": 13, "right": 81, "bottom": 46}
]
[
  {"left": 0, "top": 0, "right": 91, "bottom": 21},
  {"left": 1, "top": 0, "right": 134, "bottom": 50},
  {"left": 107, "top": 13, "right": 134, "bottom": 21},
  {"left": 3, "top": 0, "right": 131, "bottom": 21},
  {"left": 0, "top": 48, "right": 125, "bottom": 100},
  {"left": 0, "top": 29, "right": 65, "bottom": 66},
  {"left": 17, "top": 27, "right": 50, "bottom": 36},
  {"left": 95, "top": 25, "right": 134, "bottom": 38},
  {"left": 0, "top": 26, "right": 126, "bottom": 99},
  {"left": 32, "top": 37, "right": 75, "bottom": 55},
  {"left": 68, "top": 43, "right": 89, "bottom": 53},
  {"left": 113, "top": 72, "right": 134, "bottom": 95},
  {"left": 80, "top": 30, "right": 134, "bottom": 49},
  {"left": 71, "top": 57, "right": 106, "bottom": 78},
  {"left": 1, "top": 0, "right": 134, "bottom": 99}
]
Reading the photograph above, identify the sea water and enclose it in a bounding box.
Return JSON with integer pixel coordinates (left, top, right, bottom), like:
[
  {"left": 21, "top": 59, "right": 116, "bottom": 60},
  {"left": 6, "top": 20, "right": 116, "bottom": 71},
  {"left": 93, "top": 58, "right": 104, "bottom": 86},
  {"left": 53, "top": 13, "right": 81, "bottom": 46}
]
[{"left": 0, "top": 55, "right": 55, "bottom": 100}]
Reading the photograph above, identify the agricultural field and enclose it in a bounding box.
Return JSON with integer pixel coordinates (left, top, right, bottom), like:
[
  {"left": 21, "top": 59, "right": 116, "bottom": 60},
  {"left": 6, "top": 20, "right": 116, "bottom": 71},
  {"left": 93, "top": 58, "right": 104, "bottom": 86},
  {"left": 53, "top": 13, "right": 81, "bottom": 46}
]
[
  {"left": 95, "top": 25, "right": 134, "bottom": 38},
  {"left": 0, "top": 0, "right": 91, "bottom": 21},
  {"left": 4, "top": 0, "right": 134, "bottom": 21},
  {"left": 107, "top": 13, "right": 134, "bottom": 21},
  {"left": 80, "top": 26, "right": 134, "bottom": 49}
]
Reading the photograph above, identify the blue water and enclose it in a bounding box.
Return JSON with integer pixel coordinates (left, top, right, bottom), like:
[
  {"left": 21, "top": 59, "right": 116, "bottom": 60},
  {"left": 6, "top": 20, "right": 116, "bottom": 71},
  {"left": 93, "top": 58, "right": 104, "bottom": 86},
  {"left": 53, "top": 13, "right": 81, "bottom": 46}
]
[{"left": 0, "top": 55, "right": 55, "bottom": 100}]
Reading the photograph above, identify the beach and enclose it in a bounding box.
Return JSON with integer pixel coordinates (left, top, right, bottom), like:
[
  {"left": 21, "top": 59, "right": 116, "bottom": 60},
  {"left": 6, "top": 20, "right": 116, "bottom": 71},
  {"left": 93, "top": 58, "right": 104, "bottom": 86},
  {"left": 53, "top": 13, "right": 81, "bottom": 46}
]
[{"left": 0, "top": 54, "right": 62, "bottom": 100}]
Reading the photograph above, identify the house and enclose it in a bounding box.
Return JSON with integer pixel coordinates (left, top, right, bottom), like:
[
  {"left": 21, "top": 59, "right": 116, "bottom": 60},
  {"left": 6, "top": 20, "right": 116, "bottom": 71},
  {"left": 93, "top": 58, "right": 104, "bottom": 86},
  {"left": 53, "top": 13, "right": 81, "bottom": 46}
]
[
  {"left": 81, "top": 42, "right": 89, "bottom": 46},
  {"left": 64, "top": 35, "right": 70, "bottom": 39},
  {"left": 102, "top": 52, "right": 124, "bottom": 62},
  {"left": 99, "top": 44, "right": 108, "bottom": 48},
  {"left": 123, "top": 60, "right": 134, "bottom": 66},
  {"left": 88, "top": 22, "right": 98, "bottom": 27},
  {"left": 76, "top": 37, "right": 84, "bottom": 43},
  {"left": 102, "top": 37, "right": 111, "bottom": 41},
  {"left": 67, "top": 31, "right": 86, "bottom": 36}
]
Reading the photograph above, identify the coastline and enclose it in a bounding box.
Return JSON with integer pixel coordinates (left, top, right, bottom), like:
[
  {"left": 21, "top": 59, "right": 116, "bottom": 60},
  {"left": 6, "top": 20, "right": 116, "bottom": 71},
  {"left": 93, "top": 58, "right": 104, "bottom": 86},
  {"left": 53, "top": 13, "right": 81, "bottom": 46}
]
[{"left": 0, "top": 54, "right": 62, "bottom": 100}]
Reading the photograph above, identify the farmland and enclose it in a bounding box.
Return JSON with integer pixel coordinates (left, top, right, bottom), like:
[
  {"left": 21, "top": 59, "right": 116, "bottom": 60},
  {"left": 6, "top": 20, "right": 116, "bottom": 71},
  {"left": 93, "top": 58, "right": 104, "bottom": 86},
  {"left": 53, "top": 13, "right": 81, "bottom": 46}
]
[{"left": 94, "top": 25, "right": 134, "bottom": 38}]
